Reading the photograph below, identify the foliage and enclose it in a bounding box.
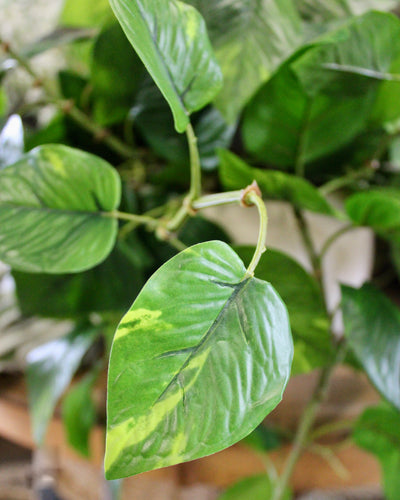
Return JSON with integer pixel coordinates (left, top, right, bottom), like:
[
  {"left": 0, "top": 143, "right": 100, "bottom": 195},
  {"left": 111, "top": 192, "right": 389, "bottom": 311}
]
[{"left": 1, "top": 0, "right": 400, "bottom": 498}]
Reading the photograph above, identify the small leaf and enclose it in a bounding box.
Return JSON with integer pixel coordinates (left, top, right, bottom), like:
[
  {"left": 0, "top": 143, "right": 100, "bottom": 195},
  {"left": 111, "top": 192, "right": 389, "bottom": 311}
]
[
  {"left": 0, "top": 115, "right": 24, "bottom": 169},
  {"left": 241, "top": 425, "right": 282, "bottom": 453},
  {"left": 26, "top": 325, "right": 98, "bottom": 444},
  {"left": 345, "top": 189, "right": 400, "bottom": 244},
  {"left": 219, "top": 150, "right": 333, "bottom": 215},
  {"left": 342, "top": 284, "right": 400, "bottom": 409},
  {"left": 235, "top": 246, "right": 333, "bottom": 375},
  {"left": 353, "top": 404, "right": 400, "bottom": 500},
  {"left": 60, "top": 0, "right": 113, "bottom": 27},
  {"left": 62, "top": 369, "right": 98, "bottom": 457},
  {"left": 109, "top": 0, "right": 223, "bottom": 132},
  {"left": 105, "top": 241, "right": 293, "bottom": 478},
  {"left": 218, "top": 474, "right": 291, "bottom": 500},
  {"left": 0, "top": 144, "right": 121, "bottom": 273}
]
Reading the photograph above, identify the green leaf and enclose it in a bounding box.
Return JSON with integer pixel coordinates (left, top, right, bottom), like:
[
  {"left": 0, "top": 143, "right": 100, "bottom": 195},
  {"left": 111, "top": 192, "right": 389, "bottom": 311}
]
[
  {"left": 0, "top": 88, "right": 7, "bottom": 116},
  {"left": 353, "top": 405, "right": 400, "bottom": 500},
  {"left": 0, "top": 115, "right": 24, "bottom": 169},
  {"left": 91, "top": 24, "right": 146, "bottom": 126},
  {"left": 345, "top": 189, "right": 400, "bottom": 244},
  {"left": 235, "top": 246, "right": 333, "bottom": 375},
  {"left": 243, "top": 12, "right": 400, "bottom": 168},
  {"left": 109, "top": 0, "right": 223, "bottom": 133},
  {"left": 0, "top": 144, "right": 120, "bottom": 273},
  {"left": 219, "top": 150, "right": 333, "bottom": 215},
  {"left": 12, "top": 238, "right": 148, "bottom": 318},
  {"left": 105, "top": 241, "right": 293, "bottom": 478},
  {"left": 186, "top": 0, "right": 303, "bottom": 123},
  {"left": 218, "top": 474, "right": 291, "bottom": 500},
  {"left": 26, "top": 325, "right": 98, "bottom": 444},
  {"left": 61, "top": 0, "right": 113, "bottom": 27},
  {"left": 342, "top": 285, "right": 400, "bottom": 410},
  {"left": 389, "top": 137, "right": 400, "bottom": 170},
  {"left": 241, "top": 425, "right": 282, "bottom": 453},
  {"left": 62, "top": 369, "right": 98, "bottom": 457}
]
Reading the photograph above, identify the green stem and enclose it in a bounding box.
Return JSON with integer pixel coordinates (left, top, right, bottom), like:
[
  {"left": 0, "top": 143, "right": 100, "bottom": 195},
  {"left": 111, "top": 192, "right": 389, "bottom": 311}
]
[
  {"left": 186, "top": 122, "right": 201, "bottom": 201},
  {"left": 243, "top": 191, "right": 268, "bottom": 279},
  {"left": 310, "top": 419, "right": 354, "bottom": 441},
  {"left": 105, "top": 210, "right": 159, "bottom": 229},
  {"left": 295, "top": 98, "right": 313, "bottom": 177},
  {"left": 319, "top": 166, "right": 375, "bottom": 196},
  {"left": 319, "top": 224, "right": 355, "bottom": 262},
  {"left": 192, "top": 190, "right": 243, "bottom": 210}
]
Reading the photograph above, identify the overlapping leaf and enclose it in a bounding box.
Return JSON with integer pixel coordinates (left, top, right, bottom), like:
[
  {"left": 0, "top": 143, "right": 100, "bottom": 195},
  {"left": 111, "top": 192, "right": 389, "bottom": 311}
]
[
  {"left": 106, "top": 241, "right": 293, "bottom": 478},
  {"left": 219, "top": 149, "right": 333, "bottom": 215},
  {"left": 109, "top": 0, "right": 223, "bottom": 132},
  {"left": 342, "top": 285, "right": 400, "bottom": 410},
  {"left": 0, "top": 145, "right": 120, "bottom": 273}
]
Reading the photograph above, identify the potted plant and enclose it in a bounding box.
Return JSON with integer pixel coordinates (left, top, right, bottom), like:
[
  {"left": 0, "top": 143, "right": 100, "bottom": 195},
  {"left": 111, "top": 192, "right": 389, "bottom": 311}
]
[{"left": 1, "top": 0, "right": 400, "bottom": 499}]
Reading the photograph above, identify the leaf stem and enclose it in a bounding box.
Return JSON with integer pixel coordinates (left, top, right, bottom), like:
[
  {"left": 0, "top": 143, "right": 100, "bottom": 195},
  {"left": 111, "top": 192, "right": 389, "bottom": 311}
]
[
  {"left": 243, "top": 189, "right": 268, "bottom": 279},
  {"left": 105, "top": 210, "right": 159, "bottom": 229},
  {"left": 293, "top": 208, "right": 322, "bottom": 287},
  {"left": 192, "top": 190, "right": 243, "bottom": 210},
  {"left": 186, "top": 122, "right": 202, "bottom": 201},
  {"left": 319, "top": 165, "right": 376, "bottom": 196},
  {"left": 319, "top": 224, "right": 355, "bottom": 261}
]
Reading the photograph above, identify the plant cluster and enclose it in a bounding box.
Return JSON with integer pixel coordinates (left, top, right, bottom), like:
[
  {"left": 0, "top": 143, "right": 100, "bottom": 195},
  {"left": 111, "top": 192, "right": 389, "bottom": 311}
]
[{"left": 1, "top": 0, "right": 400, "bottom": 499}]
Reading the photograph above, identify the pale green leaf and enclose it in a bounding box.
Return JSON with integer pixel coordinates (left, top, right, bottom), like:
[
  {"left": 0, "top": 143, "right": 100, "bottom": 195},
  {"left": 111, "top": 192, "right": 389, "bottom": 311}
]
[
  {"left": 27, "top": 326, "right": 98, "bottom": 444},
  {"left": 353, "top": 405, "right": 400, "bottom": 500},
  {"left": 109, "top": 0, "right": 223, "bottom": 132},
  {"left": 186, "top": 0, "right": 303, "bottom": 122},
  {"left": 0, "top": 145, "right": 120, "bottom": 273},
  {"left": 218, "top": 474, "right": 291, "bottom": 500},
  {"left": 105, "top": 241, "right": 293, "bottom": 478},
  {"left": 342, "top": 285, "right": 400, "bottom": 410},
  {"left": 219, "top": 149, "right": 333, "bottom": 215},
  {"left": 61, "top": 0, "right": 113, "bottom": 27}
]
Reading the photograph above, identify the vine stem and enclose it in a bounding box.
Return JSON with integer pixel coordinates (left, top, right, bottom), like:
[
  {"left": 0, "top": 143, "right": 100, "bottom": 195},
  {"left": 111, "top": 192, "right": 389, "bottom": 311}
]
[
  {"left": 0, "top": 39, "right": 135, "bottom": 160},
  {"left": 186, "top": 122, "right": 201, "bottom": 201}
]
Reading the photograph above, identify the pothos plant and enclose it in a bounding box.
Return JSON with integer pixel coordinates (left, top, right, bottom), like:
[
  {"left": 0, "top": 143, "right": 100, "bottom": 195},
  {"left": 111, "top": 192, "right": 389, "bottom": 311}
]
[{"left": 1, "top": 0, "right": 400, "bottom": 499}]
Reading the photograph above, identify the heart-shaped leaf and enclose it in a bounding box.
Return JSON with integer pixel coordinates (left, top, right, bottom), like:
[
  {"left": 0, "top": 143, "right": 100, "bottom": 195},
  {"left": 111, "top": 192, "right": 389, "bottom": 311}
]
[
  {"left": 109, "top": 0, "right": 223, "bottom": 132},
  {"left": 105, "top": 241, "right": 293, "bottom": 478},
  {"left": 342, "top": 284, "right": 400, "bottom": 410},
  {"left": 0, "top": 144, "right": 120, "bottom": 273}
]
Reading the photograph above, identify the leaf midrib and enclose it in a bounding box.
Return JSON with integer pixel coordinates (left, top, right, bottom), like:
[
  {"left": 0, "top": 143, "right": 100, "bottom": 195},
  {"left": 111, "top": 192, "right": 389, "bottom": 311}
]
[{"left": 0, "top": 202, "right": 108, "bottom": 218}]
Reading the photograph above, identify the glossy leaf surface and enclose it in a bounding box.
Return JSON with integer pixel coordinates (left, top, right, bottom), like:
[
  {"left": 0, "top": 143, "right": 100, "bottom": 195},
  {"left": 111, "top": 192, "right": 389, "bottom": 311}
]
[
  {"left": 106, "top": 241, "right": 293, "bottom": 478},
  {"left": 353, "top": 405, "right": 400, "bottom": 500},
  {"left": 218, "top": 474, "right": 291, "bottom": 500},
  {"left": 219, "top": 150, "right": 333, "bottom": 215},
  {"left": 243, "top": 12, "right": 400, "bottom": 168},
  {"left": 62, "top": 370, "right": 98, "bottom": 457},
  {"left": 342, "top": 285, "right": 400, "bottom": 409},
  {"left": 0, "top": 145, "right": 120, "bottom": 273},
  {"left": 346, "top": 189, "right": 400, "bottom": 244},
  {"left": 235, "top": 246, "right": 333, "bottom": 374},
  {"left": 27, "top": 326, "right": 98, "bottom": 443},
  {"left": 187, "top": 0, "right": 303, "bottom": 122},
  {"left": 109, "top": 0, "right": 223, "bottom": 132}
]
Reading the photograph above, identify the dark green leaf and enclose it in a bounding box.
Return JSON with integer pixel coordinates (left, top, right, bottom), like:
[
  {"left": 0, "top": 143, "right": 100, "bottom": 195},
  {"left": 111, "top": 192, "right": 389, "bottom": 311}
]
[
  {"left": 243, "top": 12, "right": 400, "bottom": 168},
  {"left": 219, "top": 150, "right": 333, "bottom": 215},
  {"left": 13, "top": 238, "right": 148, "bottom": 318},
  {"left": 109, "top": 0, "right": 223, "bottom": 132},
  {"left": 0, "top": 115, "right": 24, "bottom": 169},
  {"left": 26, "top": 325, "right": 98, "bottom": 443},
  {"left": 25, "top": 114, "right": 67, "bottom": 152},
  {"left": 342, "top": 285, "right": 400, "bottom": 409},
  {"left": 353, "top": 404, "right": 400, "bottom": 500},
  {"left": 105, "top": 241, "right": 293, "bottom": 478},
  {"left": 186, "top": 0, "right": 303, "bottom": 122},
  {"left": 241, "top": 425, "right": 282, "bottom": 453},
  {"left": 62, "top": 369, "right": 98, "bottom": 457},
  {"left": 0, "top": 145, "right": 120, "bottom": 273},
  {"left": 346, "top": 189, "right": 400, "bottom": 244},
  {"left": 91, "top": 24, "right": 146, "bottom": 126},
  {"left": 60, "top": 0, "right": 113, "bottom": 27},
  {"left": 218, "top": 474, "right": 291, "bottom": 500},
  {"left": 235, "top": 246, "right": 333, "bottom": 375}
]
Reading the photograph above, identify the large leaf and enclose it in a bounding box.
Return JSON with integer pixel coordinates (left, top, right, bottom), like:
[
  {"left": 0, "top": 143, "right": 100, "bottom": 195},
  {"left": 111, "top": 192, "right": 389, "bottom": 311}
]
[
  {"left": 61, "top": 0, "right": 113, "bottom": 27},
  {"left": 0, "top": 145, "right": 120, "bottom": 273},
  {"left": 133, "top": 78, "right": 235, "bottom": 170},
  {"left": 346, "top": 189, "right": 400, "bottom": 245},
  {"left": 62, "top": 369, "right": 98, "bottom": 457},
  {"left": 109, "top": 0, "right": 223, "bottom": 133},
  {"left": 219, "top": 149, "right": 333, "bottom": 215},
  {"left": 353, "top": 405, "right": 400, "bottom": 500},
  {"left": 91, "top": 24, "right": 146, "bottom": 126},
  {"left": 342, "top": 285, "right": 400, "bottom": 410},
  {"left": 0, "top": 115, "right": 24, "bottom": 169},
  {"left": 218, "top": 474, "right": 291, "bottom": 500},
  {"left": 243, "top": 12, "right": 400, "bottom": 168},
  {"left": 26, "top": 326, "right": 98, "bottom": 443},
  {"left": 235, "top": 246, "right": 333, "bottom": 375},
  {"left": 105, "top": 241, "right": 293, "bottom": 478},
  {"left": 186, "top": 0, "right": 303, "bottom": 123}
]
